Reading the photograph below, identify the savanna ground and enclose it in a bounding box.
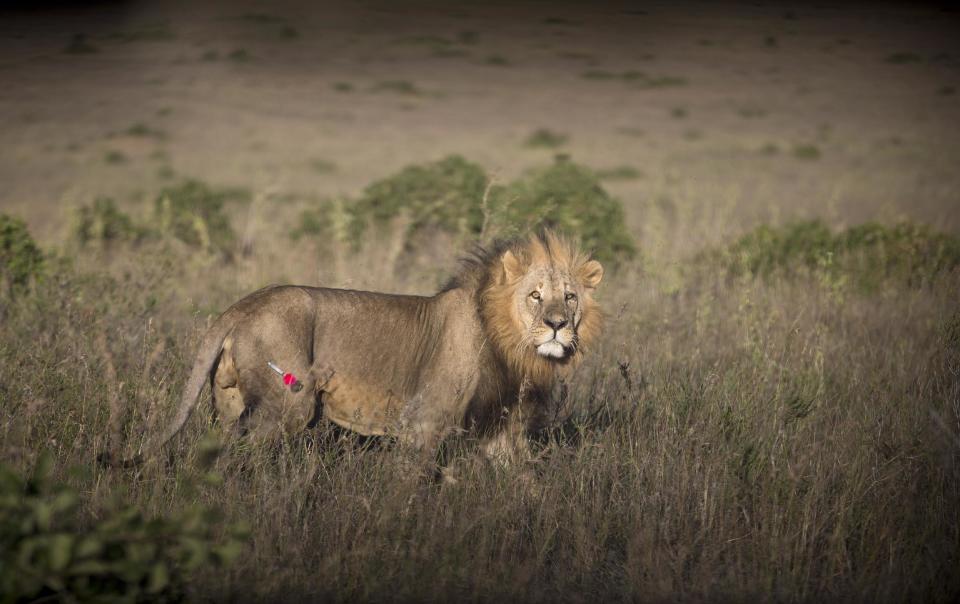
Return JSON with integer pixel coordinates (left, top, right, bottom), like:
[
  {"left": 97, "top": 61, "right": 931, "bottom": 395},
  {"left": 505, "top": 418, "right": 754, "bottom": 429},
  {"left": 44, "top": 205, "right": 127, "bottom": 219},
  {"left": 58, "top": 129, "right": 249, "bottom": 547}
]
[{"left": 1, "top": 1, "right": 959, "bottom": 602}]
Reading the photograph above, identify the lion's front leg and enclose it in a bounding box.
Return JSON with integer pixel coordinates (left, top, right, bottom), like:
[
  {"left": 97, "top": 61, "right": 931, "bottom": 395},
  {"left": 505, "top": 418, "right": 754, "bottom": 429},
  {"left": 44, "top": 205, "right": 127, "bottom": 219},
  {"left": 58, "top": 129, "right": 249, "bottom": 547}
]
[
  {"left": 393, "top": 386, "right": 472, "bottom": 483},
  {"left": 479, "top": 403, "right": 533, "bottom": 468},
  {"left": 472, "top": 394, "right": 545, "bottom": 495}
]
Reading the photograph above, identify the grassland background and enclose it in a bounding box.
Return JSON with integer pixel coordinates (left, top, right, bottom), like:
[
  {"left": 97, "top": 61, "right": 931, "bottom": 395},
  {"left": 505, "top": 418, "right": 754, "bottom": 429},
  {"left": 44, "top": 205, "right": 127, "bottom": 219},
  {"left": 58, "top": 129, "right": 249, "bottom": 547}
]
[{"left": 1, "top": 1, "right": 959, "bottom": 602}]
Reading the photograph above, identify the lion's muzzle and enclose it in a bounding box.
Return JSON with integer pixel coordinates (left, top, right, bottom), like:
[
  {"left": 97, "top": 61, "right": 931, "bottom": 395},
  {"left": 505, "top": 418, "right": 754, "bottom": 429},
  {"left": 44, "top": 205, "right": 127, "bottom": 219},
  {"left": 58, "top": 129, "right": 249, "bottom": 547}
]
[{"left": 536, "top": 340, "right": 568, "bottom": 358}]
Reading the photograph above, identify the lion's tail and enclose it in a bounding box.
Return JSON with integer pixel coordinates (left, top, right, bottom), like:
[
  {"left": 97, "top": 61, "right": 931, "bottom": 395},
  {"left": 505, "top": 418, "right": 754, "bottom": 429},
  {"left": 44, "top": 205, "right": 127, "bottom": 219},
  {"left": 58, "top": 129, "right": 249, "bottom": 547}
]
[{"left": 100, "top": 311, "right": 240, "bottom": 468}]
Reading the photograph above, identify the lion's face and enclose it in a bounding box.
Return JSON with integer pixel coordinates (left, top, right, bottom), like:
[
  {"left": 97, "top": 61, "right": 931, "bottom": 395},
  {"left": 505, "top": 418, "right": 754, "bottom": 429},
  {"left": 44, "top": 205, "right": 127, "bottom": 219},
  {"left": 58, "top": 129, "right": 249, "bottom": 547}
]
[
  {"left": 499, "top": 238, "right": 603, "bottom": 363},
  {"left": 511, "top": 263, "right": 591, "bottom": 359}
]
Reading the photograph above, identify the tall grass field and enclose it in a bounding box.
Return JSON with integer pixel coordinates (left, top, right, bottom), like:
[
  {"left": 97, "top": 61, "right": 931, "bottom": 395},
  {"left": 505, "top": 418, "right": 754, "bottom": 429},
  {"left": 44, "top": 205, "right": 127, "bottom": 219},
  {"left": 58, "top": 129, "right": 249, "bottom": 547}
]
[{"left": 2, "top": 154, "right": 958, "bottom": 602}]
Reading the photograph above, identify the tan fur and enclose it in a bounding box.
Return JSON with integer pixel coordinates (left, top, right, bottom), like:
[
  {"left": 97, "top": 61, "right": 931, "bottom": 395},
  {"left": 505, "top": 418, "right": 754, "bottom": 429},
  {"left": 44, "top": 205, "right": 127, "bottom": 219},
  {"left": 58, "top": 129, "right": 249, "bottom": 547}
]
[{"left": 141, "top": 230, "right": 604, "bottom": 463}]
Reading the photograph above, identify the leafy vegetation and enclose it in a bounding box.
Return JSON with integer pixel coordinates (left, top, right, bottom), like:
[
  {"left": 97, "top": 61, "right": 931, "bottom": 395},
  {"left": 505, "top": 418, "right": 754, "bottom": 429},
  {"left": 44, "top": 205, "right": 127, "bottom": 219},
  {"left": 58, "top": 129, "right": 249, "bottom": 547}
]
[
  {"left": 298, "top": 155, "right": 636, "bottom": 266},
  {"left": 714, "top": 220, "right": 960, "bottom": 291},
  {"left": 343, "top": 155, "right": 487, "bottom": 250},
  {"left": 0, "top": 213, "right": 44, "bottom": 296},
  {"left": 125, "top": 122, "right": 166, "bottom": 139},
  {"left": 104, "top": 150, "right": 128, "bottom": 164},
  {"left": 290, "top": 199, "right": 341, "bottom": 245},
  {"left": 72, "top": 198, "right": 147, "bottom": 248},
  {"left": 524, "top": 128, "right": 568, "bottom": 149},
  {"left": 792, "top": 143, "right": 821, "bottom": 160},
  {"left": 490, "top": 159, "right": 637, "bottom": 265},
  {"left": 155, "top": 180, "right": 249, "bottom": 255},
  {"left": 67, "top": 180, "right": 248, "bottom": 256},
  {"left": 0, "top": 452, "right": 246, "bottom": 603}
]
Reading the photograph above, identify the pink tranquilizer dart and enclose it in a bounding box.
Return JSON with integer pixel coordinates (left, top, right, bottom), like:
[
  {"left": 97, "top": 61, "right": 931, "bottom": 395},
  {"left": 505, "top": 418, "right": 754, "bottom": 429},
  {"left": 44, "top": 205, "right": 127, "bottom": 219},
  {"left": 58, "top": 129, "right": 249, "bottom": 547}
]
[{"left": 267, "top": 361, "right": 303, "bottom": 392}]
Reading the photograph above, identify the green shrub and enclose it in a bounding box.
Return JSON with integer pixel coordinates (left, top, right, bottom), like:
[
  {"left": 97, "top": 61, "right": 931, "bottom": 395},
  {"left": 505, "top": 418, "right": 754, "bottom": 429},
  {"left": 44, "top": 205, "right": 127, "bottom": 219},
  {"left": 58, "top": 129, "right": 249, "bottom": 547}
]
[
  {"left": 292, "top": 199, "right": 344, "bottom": 245},
  {"left": 125, "top": 122, "right": 165, "bottom": 139},
  {"left": 490, "top": 159, "right": 636, "bottom": 265},
  {"left": 0, "top": 452, "right": 247, "bottom": 603},
  {"left": 839, "top": 221, "right": 960, "bottom": 288},
  {"left": 72, "top": 198, "right": 147, "bottom": 248},
  {"left": 719, "top": 220, "right": 960, "bottom": 290},
  {"left": 104, "top": 150, "right": 128, "bottom": 164},
  {"left": 302, "top": 156, "right": 636, "bottom": 268},
  {"left": 155, "top": 180, "right": 249, "bottom": 255},
  {"left": 524, "top": 128, "right": 568, "bottom": 148},
  {"left": 792, "top": 144, "right": 821, "bottom": 160},
  {"left": 69, "top": 181, "right": 248, "bottom": 256},
  {"left": 345, "top": 155, "right": 488, "bottom": 248},
  {"left": 0, "top": 213, "right": 44, "bottom": 295},
  {"left": 726, "top": 220, "right": 834, "bottom": 277}
]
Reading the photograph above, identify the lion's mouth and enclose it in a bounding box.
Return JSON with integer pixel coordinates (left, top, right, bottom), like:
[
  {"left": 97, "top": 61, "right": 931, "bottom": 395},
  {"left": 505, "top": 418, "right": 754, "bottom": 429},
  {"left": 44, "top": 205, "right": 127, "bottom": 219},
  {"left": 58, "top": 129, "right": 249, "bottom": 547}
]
[{"left": 536, "top": 340, "right": 569, "bottom": 359}]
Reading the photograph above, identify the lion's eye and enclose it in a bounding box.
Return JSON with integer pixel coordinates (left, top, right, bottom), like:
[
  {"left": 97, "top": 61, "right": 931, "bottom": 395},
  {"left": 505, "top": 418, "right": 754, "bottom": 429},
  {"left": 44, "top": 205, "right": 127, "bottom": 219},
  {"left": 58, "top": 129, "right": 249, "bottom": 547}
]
[
  {"left": 530, "top": 291, "right": 541, "bottom": 300},
  {"left": 565, "top": 292, "right": 577, "bottom": 302}
]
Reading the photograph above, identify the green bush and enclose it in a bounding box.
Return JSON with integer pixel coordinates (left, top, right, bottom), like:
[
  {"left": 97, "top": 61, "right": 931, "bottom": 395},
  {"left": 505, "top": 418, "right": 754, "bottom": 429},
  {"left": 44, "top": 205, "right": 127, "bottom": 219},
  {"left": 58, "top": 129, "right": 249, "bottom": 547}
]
[
  {"left": 72, "top": 198, "right": 148, "bottom": 248},
  {"left": 305, "top": 155, "right": 636, "bottom": 267},
  {"left": 69, "top": 181, "right": 248, "bottom": 256},
  {"left": 345, "top": 155, "right": 488, "bottom": 249},
  {"left": 490, "top": 159, "right": 637, "bottom": 265},
  {"left": 726, "top": 220, "right": 834, "bottom": 277},
  {"left": 291, "top": 199, "right": 343, "bottom": 247},
  {"left": 840, "top": 221, "right": 960, "bottom": 288},
  {"left": 0, "top": 452, "right": 246, "bottom": 603},
  {"left": 720, "top": 220, "right": 960, "bottom": 290},
  {"left": 155, "top": 180, "right": 249, "bottom": 255},
  {"left": 0, "top": 213, "right": 44, "bottom": 295},
  {"left": 524, "top": 128, "right": 568, "bottom": 148}
]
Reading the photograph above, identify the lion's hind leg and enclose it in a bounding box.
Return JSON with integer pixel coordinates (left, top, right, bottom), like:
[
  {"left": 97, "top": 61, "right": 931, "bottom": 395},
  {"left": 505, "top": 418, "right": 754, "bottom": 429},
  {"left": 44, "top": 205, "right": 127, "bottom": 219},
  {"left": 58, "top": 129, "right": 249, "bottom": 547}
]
[
  {"left": 240, "top": 359, "right": 332, "bottom": 440},
  {"left": 212, "top": 336, "right": 246, "bottom": 424}
]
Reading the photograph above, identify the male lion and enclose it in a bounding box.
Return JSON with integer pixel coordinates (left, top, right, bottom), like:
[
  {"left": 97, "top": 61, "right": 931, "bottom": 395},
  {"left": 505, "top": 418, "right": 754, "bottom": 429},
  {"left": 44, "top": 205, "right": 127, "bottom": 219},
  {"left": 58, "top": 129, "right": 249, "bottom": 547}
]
[{"left": 140, "top": 230, "right": 603, "bottom": 465}]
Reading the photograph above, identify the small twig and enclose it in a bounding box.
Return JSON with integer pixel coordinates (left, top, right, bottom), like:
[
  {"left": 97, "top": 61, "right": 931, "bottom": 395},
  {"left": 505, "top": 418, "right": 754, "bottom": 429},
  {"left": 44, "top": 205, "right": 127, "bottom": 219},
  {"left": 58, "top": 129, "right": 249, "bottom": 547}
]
[{"left": 478, "top": 171, "right": 499, "bottom": 244}]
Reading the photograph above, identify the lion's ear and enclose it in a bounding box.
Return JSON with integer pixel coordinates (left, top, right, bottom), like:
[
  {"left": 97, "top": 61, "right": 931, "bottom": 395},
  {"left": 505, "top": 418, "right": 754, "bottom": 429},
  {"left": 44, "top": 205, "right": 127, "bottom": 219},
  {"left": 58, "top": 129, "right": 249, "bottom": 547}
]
[
  {"left": 579, "top": 260, "right": 603, "bottom": 289},
  {"left": 502, "top": 250, "right": 525, "bottom": 282}
]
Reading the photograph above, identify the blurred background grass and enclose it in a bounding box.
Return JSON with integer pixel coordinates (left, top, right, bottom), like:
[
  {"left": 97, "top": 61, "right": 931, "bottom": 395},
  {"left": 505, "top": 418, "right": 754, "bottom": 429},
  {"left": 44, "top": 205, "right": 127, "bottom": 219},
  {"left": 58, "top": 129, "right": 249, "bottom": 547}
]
[{"left": 1, "top": 1, "right": 959, "bottom": 601}]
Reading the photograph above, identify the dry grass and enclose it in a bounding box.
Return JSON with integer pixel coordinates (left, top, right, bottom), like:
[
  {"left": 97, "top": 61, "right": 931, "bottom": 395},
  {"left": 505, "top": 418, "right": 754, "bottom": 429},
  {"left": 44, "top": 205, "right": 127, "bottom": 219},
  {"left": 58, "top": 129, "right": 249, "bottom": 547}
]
[{"left": 1, "top": 213, "right": 957, "bottom": 602}]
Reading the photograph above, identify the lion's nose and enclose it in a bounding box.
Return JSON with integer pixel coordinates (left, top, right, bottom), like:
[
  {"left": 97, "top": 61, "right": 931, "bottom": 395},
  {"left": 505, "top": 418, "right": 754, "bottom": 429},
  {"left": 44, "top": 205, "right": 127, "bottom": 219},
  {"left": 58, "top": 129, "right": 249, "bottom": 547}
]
[{"left": 544, "top": 317, "right": 568, "bottom": 332}]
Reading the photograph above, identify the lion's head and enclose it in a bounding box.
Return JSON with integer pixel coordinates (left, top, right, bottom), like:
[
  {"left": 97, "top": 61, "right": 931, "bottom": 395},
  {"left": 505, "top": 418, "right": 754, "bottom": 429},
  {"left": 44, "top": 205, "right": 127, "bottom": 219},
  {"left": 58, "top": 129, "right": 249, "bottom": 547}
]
[{"left": 478, "top": 230, "right": 603, "bottom": 387}]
